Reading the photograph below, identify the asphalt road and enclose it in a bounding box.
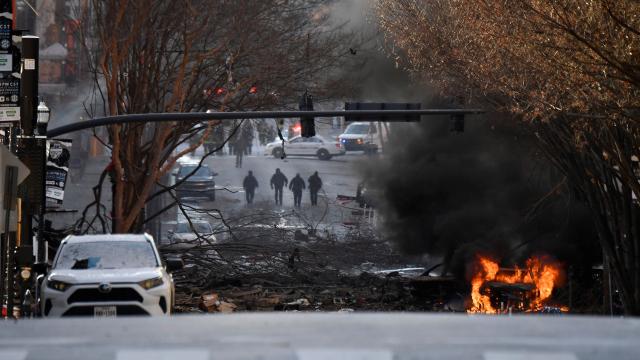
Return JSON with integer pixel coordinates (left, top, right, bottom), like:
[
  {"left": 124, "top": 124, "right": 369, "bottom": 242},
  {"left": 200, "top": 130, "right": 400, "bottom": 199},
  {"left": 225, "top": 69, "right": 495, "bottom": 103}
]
[
  {"left": 163, "top": 149, "right": 374, "bottom": 240},
  {"left": 201, "top": 151, "right": 366, "bottom": 208},
  {"left": 0, "top": 313, "right": 638, "bottom": 359}
]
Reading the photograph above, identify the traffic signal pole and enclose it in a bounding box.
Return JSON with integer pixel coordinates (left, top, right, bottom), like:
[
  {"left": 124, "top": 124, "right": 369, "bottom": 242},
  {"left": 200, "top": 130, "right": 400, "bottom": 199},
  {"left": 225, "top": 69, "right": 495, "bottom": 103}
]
[
  {"left": 47, "top": 109, "right": 485, "bottom": 138},
  {"left": 12, "top": 36, "right": 41, "bottom": 318},
  {"left": 18, "top": 36, "right": 45, "bottom": 266},
  {"left": 20, "top": 36, "right": 37, "bottom": 136}
]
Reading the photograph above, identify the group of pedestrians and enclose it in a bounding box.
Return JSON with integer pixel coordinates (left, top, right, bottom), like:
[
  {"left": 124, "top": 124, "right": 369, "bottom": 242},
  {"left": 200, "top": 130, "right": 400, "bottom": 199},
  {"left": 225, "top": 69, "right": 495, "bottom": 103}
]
[{"left": 242, "top": 168, "right": 323, "bottom": 208}]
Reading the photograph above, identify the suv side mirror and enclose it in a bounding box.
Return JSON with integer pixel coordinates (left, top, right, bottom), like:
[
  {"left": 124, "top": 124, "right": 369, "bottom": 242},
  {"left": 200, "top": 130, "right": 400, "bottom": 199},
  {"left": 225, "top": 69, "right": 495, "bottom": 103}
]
[{"left": 165, "top": 257, "right": 184, "bottom": 272}]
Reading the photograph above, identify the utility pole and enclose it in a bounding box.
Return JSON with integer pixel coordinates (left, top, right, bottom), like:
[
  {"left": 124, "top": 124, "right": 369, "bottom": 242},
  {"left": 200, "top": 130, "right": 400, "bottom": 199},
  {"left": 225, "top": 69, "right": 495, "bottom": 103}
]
[
  {"left": 0, "top": 0, "right": 19, "bottom": 318},
  {"left": 16, "top": 35, "right": 43, "bottom": 318},
  {"left": 17, "top": 35, "right": 43, "bottom": 267}
]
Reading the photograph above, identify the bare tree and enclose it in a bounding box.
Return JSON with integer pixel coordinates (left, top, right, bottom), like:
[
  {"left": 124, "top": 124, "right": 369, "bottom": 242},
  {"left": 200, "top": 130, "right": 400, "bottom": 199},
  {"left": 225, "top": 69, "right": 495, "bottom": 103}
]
[
  {"left": 375, "top": 0, "right": 640, "bottom": 314},
  {"left": 77, "top": 0, "right": 357, "bottom": 233}
]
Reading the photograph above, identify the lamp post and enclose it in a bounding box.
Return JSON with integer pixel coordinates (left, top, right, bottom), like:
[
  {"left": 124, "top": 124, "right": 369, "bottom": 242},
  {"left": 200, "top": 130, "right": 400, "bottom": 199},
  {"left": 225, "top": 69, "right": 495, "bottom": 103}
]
[
  {"left": 36, "top": 101, "right": 50, "bottom": 135},
  {"left": 35, "top": 100, "right": 49, "bottom": 265}
]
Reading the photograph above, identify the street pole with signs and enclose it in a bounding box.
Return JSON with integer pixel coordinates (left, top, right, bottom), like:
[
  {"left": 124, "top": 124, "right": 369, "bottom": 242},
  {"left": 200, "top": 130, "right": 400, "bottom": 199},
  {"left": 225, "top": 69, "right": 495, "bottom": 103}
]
[
  {"left": 0, "top": 0, "right": 19, "bottom": 128},
  {"left": 0, "top": 0, "right": 18, "bottom": 318},
  {"left": 17, "top": 35, "right": 42, "bottom": 271}
]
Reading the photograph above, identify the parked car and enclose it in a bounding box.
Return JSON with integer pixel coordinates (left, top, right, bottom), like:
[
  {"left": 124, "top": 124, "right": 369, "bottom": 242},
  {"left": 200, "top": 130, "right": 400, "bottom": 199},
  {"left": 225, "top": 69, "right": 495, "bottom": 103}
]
[
  {"left": 174, "top": 163, "right": 217, "bottom": 201},
  {"left": 338, "top": 122, "right": 387, "bottom": 153},
  {"left": 165, "top": 221, "right": 217, "bottom": 249},
  {"left": 264, "top": 135, "right": 345, "bottom": 160},
  {"left": 40, "top": 234, "right": 182, "bottom": 317}
]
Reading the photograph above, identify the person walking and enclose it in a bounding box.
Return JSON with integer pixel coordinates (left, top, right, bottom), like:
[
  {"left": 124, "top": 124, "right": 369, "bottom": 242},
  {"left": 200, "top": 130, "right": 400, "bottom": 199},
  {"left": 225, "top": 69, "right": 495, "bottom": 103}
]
[
  {"left": 289, "top": 173, "right": 306, "bottom": 208},
  {"left": 235, "top": 139, "right": 245, "bottom": 168},
  {"left": 270, "top": 168, "right": 288, "bottom": 205},
  {"left": 241, "top": 122, "right": 255, "bottom": 155},
  {"left": 242, "top": 170, "right": 259, "bottom": 204},
  {"left": 308, "top": 171, "right": 322, "bottom": 206}
]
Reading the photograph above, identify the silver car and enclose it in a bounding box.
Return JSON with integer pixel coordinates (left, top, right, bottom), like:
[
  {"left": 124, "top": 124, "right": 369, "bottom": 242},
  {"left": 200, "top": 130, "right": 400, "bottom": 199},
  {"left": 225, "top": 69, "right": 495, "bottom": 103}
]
[
  {"left": 41, "top": 234, "right": 182, "bottom": 317},
  {"left": 165, "top": 221, "right": 217, "bottom": 250},
  {"left": 264, "top": 135, "right": 345, "bottom": 160}
]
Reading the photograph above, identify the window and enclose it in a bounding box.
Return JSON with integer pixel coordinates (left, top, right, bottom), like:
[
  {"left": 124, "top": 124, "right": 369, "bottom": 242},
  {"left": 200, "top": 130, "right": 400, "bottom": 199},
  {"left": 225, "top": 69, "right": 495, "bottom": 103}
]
[
  {"left": 55, "top": 241, "right": 158, "bottom": 269},
  {"left": 178, "top": 165, "right": 211, "bottom": 177},
  {"left": 344, "top": 124, "right": 370, "bottom": 134}
]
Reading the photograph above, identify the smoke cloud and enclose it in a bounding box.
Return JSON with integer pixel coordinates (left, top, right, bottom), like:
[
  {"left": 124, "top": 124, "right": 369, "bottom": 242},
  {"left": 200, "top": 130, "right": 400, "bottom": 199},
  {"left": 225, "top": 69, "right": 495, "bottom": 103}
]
[
  {"left": 328, "top": 0, "right": 601, "bottom": 275},
  {"left": 362, "top": 112, "right": 600, "bottom": 276}
]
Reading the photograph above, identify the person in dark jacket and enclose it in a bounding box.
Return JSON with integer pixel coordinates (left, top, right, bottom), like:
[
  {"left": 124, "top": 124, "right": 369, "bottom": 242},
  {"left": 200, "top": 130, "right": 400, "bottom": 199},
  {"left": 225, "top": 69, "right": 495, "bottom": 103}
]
[
  {"left": 289, "top": 173, "right": 306, "bottom": 208},
  {"left": 235, "top": 136, "right": 245, "bottom": 168},
  {"left": 242, "top": 171, "right": 259, "bottom": 204},
  {"left": 270, "top": 168, "right": 288, "bottom": 205},
  {"left": 308, "top": 171, "right": 322, "bottom": 206}
]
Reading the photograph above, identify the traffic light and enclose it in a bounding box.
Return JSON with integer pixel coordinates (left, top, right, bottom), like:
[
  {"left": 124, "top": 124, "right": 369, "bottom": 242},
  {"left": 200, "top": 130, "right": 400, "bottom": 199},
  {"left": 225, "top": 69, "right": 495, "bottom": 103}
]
[
  {"left": 299, "top": 90, "right": 315, "bottom": 137},
  {"left": 214, "top": 87, "right": 225, "bottom": 96},
  {"left": 344, "top": 102, "right": 421, "bottom": 122},
  {"left": 248, "top": 85, "right": 257, "bottom": 94}
]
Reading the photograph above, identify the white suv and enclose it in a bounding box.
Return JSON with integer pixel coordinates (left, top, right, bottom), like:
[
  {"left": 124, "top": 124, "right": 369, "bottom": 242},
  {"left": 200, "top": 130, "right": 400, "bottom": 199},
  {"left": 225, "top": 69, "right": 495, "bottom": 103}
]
[
  {"left": 338, "top": 122, "right": 386, "bottom": 153},
  {"left": 41, "top": 234, "right": 181, "bottom": 317}
]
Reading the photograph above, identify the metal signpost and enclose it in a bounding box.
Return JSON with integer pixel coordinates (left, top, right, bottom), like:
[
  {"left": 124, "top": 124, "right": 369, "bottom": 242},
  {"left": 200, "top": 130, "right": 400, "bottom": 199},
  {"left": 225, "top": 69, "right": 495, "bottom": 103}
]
[{"left": 0, "top": 0, "right": 18, "bottom": 126}]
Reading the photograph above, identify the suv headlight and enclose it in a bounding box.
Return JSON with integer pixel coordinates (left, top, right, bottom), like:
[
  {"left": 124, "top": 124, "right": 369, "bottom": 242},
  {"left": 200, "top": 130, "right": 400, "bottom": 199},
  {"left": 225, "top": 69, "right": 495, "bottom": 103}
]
[
  {"left": 47, "top": 279, "right": 72, "bottom": 292},
  {"left": 138, "top": 276, "right": 164, "bottom": 290}
]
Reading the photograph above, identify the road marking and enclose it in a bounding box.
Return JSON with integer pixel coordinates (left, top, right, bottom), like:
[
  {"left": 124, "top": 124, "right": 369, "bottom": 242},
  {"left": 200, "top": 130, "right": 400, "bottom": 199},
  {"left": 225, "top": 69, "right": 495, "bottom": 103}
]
[
  {"left": 0, "top": 350, "right": 27, "bottom": 360},
  {"left": 484, "top": 351, "right": 578, "bottom": 360},
  {"left": 116, "top": 349, "right": 209, "bottom": 360},
  {"left": 296, "top": 348, "right": 393, "bottom": 360}
]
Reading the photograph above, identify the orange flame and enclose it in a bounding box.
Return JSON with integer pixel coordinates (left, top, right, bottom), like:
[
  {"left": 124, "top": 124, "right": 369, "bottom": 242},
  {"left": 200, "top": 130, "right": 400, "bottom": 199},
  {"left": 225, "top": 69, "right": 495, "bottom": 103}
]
[{"left": 468, "top": 255, "right": 564, "bottom": 314}]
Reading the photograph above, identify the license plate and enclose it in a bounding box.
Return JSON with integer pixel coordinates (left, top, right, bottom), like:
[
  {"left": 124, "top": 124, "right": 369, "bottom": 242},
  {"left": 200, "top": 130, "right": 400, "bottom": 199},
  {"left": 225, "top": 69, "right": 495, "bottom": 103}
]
[{"left": 94, "top": 306, "right": 117, "bottom": 318}]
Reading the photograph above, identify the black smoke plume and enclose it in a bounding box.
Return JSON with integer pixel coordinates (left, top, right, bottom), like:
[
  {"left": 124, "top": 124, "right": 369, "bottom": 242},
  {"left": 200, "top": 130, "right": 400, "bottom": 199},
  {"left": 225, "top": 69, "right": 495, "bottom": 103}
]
[
  {"left": 362, "top": 113, "right": 600, "bottom": 277},
  {"left": 327, "top": 0, "right": 600, "bottom": 277}
]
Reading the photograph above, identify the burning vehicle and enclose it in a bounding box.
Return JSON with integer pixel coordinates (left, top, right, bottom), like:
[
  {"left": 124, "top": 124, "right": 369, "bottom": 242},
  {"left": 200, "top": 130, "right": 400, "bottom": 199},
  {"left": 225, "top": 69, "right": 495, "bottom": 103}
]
[{"left": 467, "top": 255, "right": 567, "bottom": 314}]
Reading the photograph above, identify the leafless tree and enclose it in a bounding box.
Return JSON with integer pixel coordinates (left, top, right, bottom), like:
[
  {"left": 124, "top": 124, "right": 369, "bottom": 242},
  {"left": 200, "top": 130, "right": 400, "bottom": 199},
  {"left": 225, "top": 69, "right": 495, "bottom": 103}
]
[
  {"left": 376, "top": 0, "right": 640, "bottom": 313},
  {"left": 76, "top": 0, "right": 359, "bottom": 233}
]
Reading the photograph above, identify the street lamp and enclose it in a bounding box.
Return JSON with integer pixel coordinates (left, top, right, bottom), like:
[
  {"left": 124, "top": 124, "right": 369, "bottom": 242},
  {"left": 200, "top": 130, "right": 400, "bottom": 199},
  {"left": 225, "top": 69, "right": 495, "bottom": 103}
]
[
  {"left": 35, "top": 101, "right": 50, "bottom": 268},
  {"left": 37, "top": 101, "right": 50, "bottom": 136}
]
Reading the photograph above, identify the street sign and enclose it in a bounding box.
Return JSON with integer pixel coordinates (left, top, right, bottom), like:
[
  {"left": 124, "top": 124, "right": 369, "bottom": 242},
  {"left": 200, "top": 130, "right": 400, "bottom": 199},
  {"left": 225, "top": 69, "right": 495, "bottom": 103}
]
[
  {"left": 0, "top": 53, "right": 11, "bottom": 71},
  {"left": 0, "top": 78, "right": 19, "bottom": 122},
  {"left": 0, "top": 12, "right": 11, "bottom": 55},
  {"left": 0, "top": 3, "right": 17, "bottom": 124},
  {"left": 45, "top": 139, "right": 72, "bottom": 207},
  {"left": 0, "top": 144, "right": 30, "bottom": 232}
]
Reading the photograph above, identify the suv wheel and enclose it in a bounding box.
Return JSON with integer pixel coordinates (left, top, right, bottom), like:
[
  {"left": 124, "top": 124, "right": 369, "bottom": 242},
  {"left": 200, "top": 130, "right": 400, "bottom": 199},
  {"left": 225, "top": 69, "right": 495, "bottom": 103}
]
[
  {"left": 317, "top": 149, "right": 331, "bottom": 160},
  {"left": 272, "top": 147, "right": 283, "bottom": 159},
  {"left": 209, "top": 190, "right": 216, "bottom": 202}
]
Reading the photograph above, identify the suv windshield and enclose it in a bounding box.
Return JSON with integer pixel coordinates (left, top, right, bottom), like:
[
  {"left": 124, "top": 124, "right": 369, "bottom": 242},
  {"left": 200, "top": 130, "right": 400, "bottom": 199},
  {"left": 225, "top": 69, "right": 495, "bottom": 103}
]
[
  {"left": 176, "top": 222, "right": 212, "bottom": 233},
  {"left": 54, "top": 241, "right": 158, "bottom": 269},
  {"left": 178, "top": 166, "right": 211, "bottom": 177},
  {"left": 344, "top": 124, "right": 370, "bottom": 134}
]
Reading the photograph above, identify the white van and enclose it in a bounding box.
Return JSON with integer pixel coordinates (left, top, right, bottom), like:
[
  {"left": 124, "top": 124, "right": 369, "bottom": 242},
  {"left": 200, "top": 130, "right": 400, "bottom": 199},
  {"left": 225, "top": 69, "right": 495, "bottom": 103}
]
[{"left": 338, "top": 122, "right": 387, "bottom": 153}]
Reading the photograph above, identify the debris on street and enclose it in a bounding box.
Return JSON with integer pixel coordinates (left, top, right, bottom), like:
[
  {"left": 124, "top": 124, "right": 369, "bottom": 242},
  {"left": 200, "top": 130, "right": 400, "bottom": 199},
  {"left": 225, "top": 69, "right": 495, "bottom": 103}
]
[{"left": 167, "top": 219, "right": 464, "bottom": 313}]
